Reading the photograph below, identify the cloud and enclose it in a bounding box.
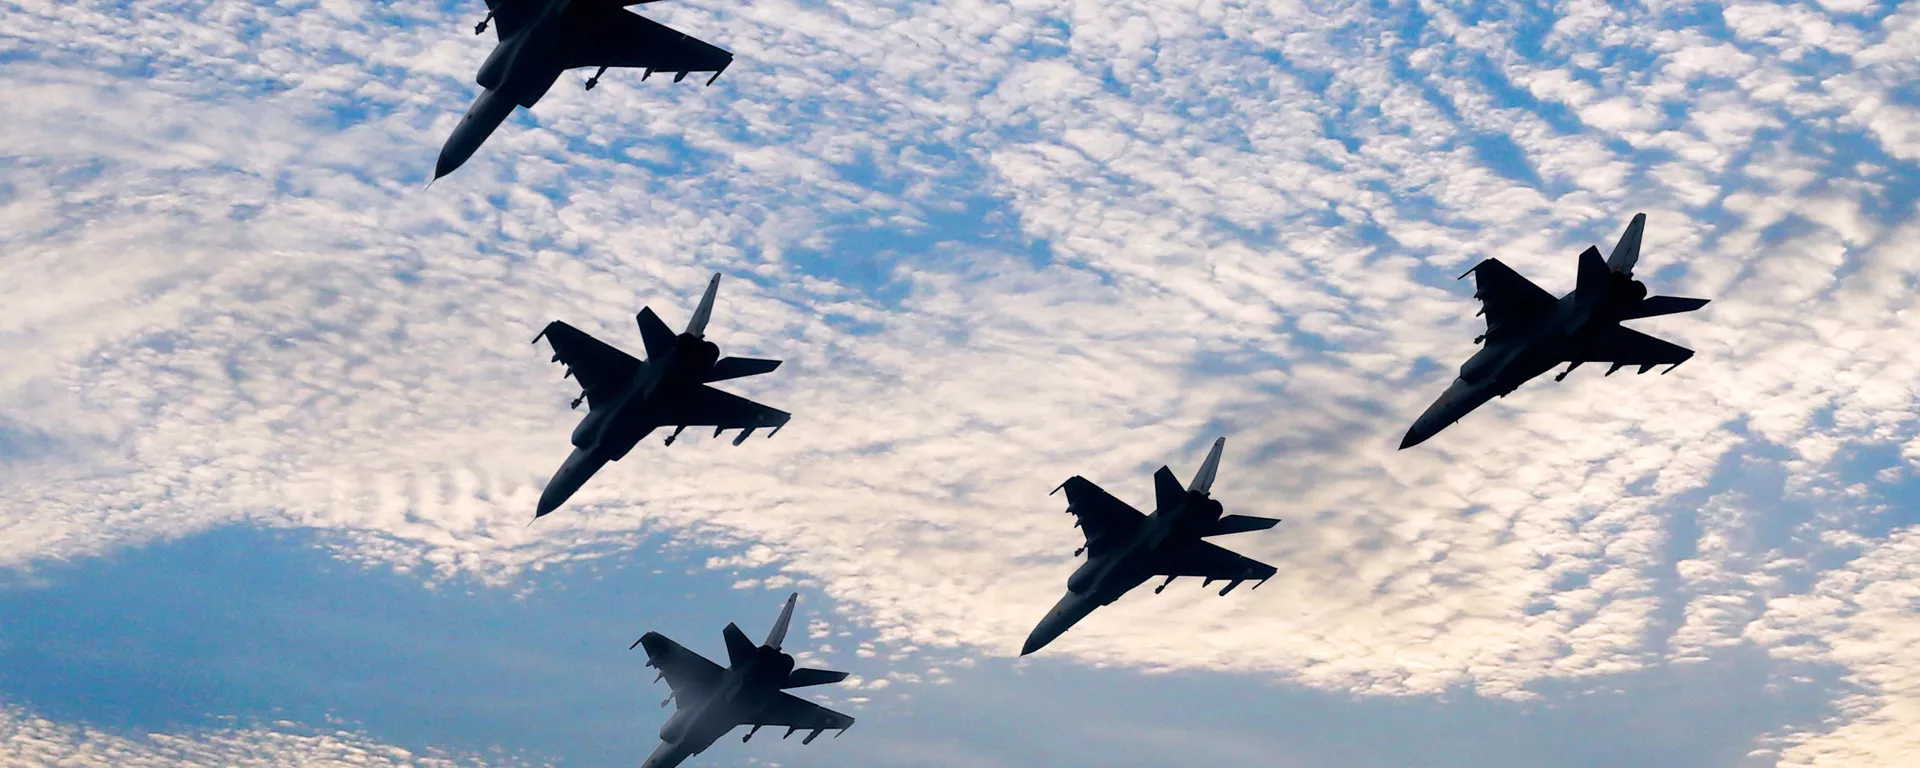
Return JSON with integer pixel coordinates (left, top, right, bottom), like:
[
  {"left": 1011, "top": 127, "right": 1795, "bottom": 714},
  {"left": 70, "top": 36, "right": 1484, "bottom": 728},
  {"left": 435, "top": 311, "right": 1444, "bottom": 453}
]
[
  {"left": 0, "top": 704, "right": 516, "bottom": 767},
  {"left": 4, "top": 0, "right": 1920, "bottom": 763}
]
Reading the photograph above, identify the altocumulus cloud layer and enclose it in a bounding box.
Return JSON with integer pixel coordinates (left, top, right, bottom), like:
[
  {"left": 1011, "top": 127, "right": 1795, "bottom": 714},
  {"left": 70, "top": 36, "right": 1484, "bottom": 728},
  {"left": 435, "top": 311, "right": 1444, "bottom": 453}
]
[
  {"left": 4, "top": 0, "right": 1920, "bottom": 764},
  {"left": 0, "top": 705, "right": 517, "bottom": 767}
]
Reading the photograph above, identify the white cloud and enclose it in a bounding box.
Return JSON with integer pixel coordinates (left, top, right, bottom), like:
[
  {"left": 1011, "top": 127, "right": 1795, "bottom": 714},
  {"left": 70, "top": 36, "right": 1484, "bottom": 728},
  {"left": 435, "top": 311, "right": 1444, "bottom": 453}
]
[
  {"left": 5, "top": 0, "right": 1920, "bottom": 763},
  {"left": 0, "top": 705, "right": 514, "bottom": 767}
]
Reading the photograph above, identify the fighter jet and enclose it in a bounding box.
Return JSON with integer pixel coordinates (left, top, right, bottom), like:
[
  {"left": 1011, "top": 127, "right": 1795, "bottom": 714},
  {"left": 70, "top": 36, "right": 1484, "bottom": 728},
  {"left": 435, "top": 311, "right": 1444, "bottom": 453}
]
[
  {"left": 1022, "top": 437, "right": 1280, "bottom": 656},
  {"left": 433, "top": 0, "right": 734, "bottom": 181},
  {"left": 1400, "top": 213, "right": 1711, "bottom": 449},
  {"left": 633, "top": 593, "right": 854, "bottom": 768},
  {"left": 530, "top": 273, "right": 789, "bottom": 518}
]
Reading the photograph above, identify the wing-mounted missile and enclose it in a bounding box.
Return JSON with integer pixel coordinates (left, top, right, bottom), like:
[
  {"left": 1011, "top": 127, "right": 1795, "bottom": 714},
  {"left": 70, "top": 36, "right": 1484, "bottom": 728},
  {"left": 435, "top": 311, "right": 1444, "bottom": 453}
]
[
  {"left": 732, "top": 427, "right": 755, "bottom": 446},
  {"left": 743, "top": 725, "right": 762, "bottom": 743},
  {"left": 783, "top": 727, "right": 799, "bottom": 739},
  {"left": 1606, "top": 362, "right": 1626, "bottom": 376},
  {"left": 1219, "top": 578, "right": 1245, "bottom": 596},
  {"left": 673, "top": 71, "right": 689, "bottom": 83},
  {"left": 803, "top": 729, "right": 825, "bottom": 745}
]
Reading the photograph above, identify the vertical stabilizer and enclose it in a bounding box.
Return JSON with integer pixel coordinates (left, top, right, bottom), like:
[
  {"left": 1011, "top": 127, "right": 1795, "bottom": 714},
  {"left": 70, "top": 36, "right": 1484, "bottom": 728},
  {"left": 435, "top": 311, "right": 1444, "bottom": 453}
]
[
  {"left": 1153, "top": 466, "right": 1186, "bottom": 512},
  {"left": 685, "top": 273, "right": 721, "bottom": 337},
  {"left": 722, "top": 623, "right": 756, "bottom": 667},
  {"left": 764, "top": 592, "right": 798, "bottom": 650},
  {"left": 1188, "top": 437, "right": 1225, "bottom": 496},
  {"left": 636, "top": 307, "right": 676, "bottom": 360},
  {"left": 1574, "top": 245, "right": 1609, "bottom": 300},
  {"left": 1607, "top": 213, "right": 1646, "bottom": 276}
]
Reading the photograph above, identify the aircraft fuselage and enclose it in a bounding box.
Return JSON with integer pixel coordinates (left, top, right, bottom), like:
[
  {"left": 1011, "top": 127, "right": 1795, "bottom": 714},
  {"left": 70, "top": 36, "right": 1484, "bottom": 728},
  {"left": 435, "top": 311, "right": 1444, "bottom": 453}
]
[
  {"left": 1025, "top": 491, "right": 1225, "bottom": 653},
  {"left": 645, "top": 649, "right": 792, "bottom": 768},
  {"left": 535, "top": 332, "right": 721, "bottom": 517},
  {"left": 1403, "top": 268, "right": 1664, "bottom": 448},
  {"left": 435, "top": 0, "right": 575, "bottom": 179}
]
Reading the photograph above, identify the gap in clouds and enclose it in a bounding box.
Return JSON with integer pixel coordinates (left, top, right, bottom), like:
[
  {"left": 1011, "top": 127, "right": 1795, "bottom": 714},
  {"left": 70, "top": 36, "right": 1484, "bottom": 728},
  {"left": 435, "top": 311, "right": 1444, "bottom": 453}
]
[
  {"left": 0, "top": 524, "right": 1857, "bottom": 768},
  {"left": 0, "top": 525, "right": 897, "bottom": 767}
]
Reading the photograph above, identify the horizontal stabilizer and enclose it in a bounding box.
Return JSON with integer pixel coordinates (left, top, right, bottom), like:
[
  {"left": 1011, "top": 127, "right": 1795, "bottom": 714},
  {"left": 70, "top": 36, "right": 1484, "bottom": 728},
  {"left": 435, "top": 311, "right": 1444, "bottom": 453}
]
[
  {"left": 782, "top": 668, "right": 851, "bottom": 689},
  {"left": 722, "top": 622, "right": 756, "bottom": 668},
  {"left": 707, "top": 356, "right": 782, "bottom": 383},
  {"left": 1205, "top": 514, "right": 1281, "bottom": 537},
  {"left": 1620, "top": 295, "right": 1710, "bottom": 320}
]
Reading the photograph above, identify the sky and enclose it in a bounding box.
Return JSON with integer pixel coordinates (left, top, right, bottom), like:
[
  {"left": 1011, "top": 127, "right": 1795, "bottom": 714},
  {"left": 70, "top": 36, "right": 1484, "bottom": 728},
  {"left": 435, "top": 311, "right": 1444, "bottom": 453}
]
[{"left": 2, "top": 0, "right": 1919, "bottom": 765}]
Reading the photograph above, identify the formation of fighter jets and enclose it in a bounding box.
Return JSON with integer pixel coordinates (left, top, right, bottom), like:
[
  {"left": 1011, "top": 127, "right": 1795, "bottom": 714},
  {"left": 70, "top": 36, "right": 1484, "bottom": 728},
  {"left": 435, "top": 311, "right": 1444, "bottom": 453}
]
[{"left": 410, "top": 2, "right": 1716, "bottom": 763}]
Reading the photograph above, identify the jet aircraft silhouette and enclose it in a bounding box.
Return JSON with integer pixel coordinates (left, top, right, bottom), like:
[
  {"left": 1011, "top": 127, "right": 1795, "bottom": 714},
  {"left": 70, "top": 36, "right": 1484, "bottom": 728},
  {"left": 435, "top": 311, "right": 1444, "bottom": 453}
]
[
  {"left": 434, "top": 0, "right": 733, "bottom": 181},
  {"left": 633, "top": 593, "right": 854, "bottom": 768},
  {"left": 1023, "top": 437, "right": 1281, "bottom": 655},
  {"left": 1400, "top": 213, "right": 1711, "bottom": 449},
  {"left": 530, "top": 273, "right": 789, "bottom": 518}
]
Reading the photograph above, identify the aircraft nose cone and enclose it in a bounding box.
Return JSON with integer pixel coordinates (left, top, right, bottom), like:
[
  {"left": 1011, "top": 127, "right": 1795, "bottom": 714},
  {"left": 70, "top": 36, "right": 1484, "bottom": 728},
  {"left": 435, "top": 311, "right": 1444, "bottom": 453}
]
[
  {"left": 1398, "top": 427, "right": 1427, "bottom": 451},
  {"left": 432, "top": 153, "right": 459, "bottom": 182},
  {"left": 1399, "top": 415, "right": 1443, "bottom": 450},
  {"left": 1401, "top": 379, "right": 1468, "bottom": 450}
]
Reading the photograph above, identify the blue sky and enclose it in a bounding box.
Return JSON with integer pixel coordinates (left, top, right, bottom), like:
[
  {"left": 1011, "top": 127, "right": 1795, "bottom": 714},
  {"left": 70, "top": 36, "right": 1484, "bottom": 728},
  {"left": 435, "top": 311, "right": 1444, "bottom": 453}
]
[{"left": 5, "top": 0, "right": 1920, "bottom": 766}]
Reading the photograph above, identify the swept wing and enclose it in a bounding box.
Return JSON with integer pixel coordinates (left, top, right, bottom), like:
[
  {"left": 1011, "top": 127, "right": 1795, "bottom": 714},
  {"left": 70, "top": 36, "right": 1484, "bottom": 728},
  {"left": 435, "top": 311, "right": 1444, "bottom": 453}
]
[
  {"left": 751, "top": 691, "right": 855, "bottom": 732},
  {"left": 482, "top": 0, "right": 540, "bottom": 39},
  {"left": 1575, "top": 326, "right": 1695, "bottom": 374},
  {"left": 635, "top": 632, "right": 723, "bottom": 703},
  {"left": 1459, "top": 258, "right": 1557, "bottom": 342},
  {"left": 1053, "top": 476, "right": 1145, "bottom": 558},
  {"left": 671, "top": 385, "right": 792, "bottom": 431},
  {"left": 556, "top": 4, "right": 733, "bottom": 85},
  {"left": 1156, "top": 539, "right": 1277, "bottom": 584},
  {"left": 534, "top": 321, "right": 640, "bottom": 408}
]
